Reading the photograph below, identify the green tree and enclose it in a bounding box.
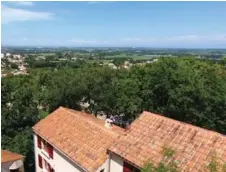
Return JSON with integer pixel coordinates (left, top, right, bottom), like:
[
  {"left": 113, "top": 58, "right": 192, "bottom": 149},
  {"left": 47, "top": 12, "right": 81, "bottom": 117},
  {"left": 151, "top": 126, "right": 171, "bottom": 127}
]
[
  {"left": 1, "top": 76, "right": 39, "bottom": 172},
  {"left": 141, "top": 57, "right": 226, "bottom": 134}
]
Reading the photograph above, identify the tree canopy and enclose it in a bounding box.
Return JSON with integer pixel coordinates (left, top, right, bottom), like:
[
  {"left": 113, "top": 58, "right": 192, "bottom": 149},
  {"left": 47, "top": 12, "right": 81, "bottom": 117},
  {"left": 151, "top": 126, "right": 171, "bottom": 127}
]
[{"left": 2, "top": 57, "right": 226, "bottom": 172}]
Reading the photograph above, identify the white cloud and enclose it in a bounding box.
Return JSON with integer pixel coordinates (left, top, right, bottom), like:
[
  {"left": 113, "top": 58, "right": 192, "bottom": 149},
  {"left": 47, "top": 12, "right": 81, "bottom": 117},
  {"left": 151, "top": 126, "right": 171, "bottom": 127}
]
[
  {"left": 166, "top": 34, "right": 226, "bottom": 42},
  {"left": 9, "top": 1, "right": 34, "bottom": 6},
  {"left": 69, "top": 39, "right": 112, "bottom": 45},
  {"left": 120, "top": 37, "right": 157, "bottom": 43},
  {"left": 168, "top": 35, "right": 200, "bottom": 41},
  {"left": 87, "top": 1, "right": 99, "bottom": 4},
  {"left": 1, "top": 5, "right": 54, "bottom": 24},
  {"left": 120, "top": 34, "right": 226, "bottom": 43},
  {"left": 87, "top": 1, "right": 112, "bottom": 4},
  {"left": 70, "top": 39, "right": 98, "bottom": 44},
  {"left": 121, "top": 37, "right": 142, "bottom": 42},
  {"left": 211, "top": 34, "right": 226, "bottom": 41}
]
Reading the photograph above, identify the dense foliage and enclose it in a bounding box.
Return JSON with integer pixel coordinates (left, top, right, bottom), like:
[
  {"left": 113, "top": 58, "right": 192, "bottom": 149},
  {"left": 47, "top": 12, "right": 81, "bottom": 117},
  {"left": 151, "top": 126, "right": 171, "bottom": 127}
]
[
  {"left": 2, "top": 57, "right": 226, "bottom": 172},
  {"left": 1, "top": 76, "right": 39, "bottom": 171}
]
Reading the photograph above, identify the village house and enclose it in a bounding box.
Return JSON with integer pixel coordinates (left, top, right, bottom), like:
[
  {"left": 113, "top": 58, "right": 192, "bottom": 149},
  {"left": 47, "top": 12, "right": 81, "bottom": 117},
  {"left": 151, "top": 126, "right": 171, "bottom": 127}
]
[
  {"left": 13, "top": 54, "right": 22, "bottom": 59},
  {"left": 6, "top": 53, "right": 11, "bottom": 57},
  {"left": 1, "top": 150, "right": 25, "bottom": 172},
  {"left": 32, "top": 107, "right": 124, "bottom": 172},
  {"left": 108, "top": 111, "right": 226, "bottom": 172},
  {"left": 18, "top": 64, "right": 26, "bottom": 71},
  {"left": 32, "top": 107, "right": 226, "bottom": 172}
]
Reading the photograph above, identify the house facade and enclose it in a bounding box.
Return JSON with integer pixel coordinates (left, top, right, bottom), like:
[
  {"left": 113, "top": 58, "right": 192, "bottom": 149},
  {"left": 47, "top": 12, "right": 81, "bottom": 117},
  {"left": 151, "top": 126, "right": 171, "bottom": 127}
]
[
  {"left": 108, "top": 111, "right": 226, "bottom": 172},
  {"left": 33, "top": 107, "right": 124, "bottom": 172},
  {"left": 1, "top": 150, "right": 25, "bottom": 172},
  {"left": 33, "top": 107, "right": 226, "bottom": 172},
  {"left": 33, "top": 133, "right": 85, "bottom": 172}
]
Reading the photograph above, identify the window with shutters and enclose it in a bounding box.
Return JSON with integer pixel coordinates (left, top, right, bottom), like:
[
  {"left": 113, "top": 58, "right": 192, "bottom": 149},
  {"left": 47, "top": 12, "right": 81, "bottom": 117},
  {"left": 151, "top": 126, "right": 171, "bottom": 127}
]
[
  {"left": 43, "top": 140, "right": 49, "bottom": 153},
  {"left": 42, "top": 140, "right": 54, "bottom": 159},
  {"left": 38, "top": 155, "right": 43, "bottom": 169},
  {"left": 48, "top": 144, "right": 53, "bottom": 159},
  {"left": 123, "top": 161, "right": 140, "bottom": 172},
  {"left": 10, "top": 169, "right": 20, "bottom": 172},
  {"left": 37, "top": 135, "right": 42, "bottom": 149},
  {"left": 43, "top": 159, "right": 54, "bottom": 172}
]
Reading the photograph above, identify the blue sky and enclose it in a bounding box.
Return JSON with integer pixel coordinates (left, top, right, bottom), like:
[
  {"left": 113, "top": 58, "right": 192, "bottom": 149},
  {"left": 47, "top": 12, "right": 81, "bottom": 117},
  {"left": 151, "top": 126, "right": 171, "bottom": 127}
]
[{"left": 1, "top": 1, "right": 226, "bottom": 48}]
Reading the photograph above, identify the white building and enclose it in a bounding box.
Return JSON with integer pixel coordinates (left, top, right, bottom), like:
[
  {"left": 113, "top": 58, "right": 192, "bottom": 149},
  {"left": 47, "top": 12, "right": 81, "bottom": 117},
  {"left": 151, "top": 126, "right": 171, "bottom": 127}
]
[
  {"left": 1, "top": 53, "right": 4, "bottom": 58},
  {"left": 33, "top": 107, "right": 226, "bottom": 172},
  {"left": 32, "top": 107, "right": 124, "bottom": 172},
  {"left": 6, "top": 53, "right": 11, "bottom": 57},
  {"left": 107, "top": 111, "right": 226, "bottom": 172},
  {"left": 18, "top": 64, "right": 26, "bottom": 71},
  {"left": 108, "top": 63, "right": 117, "bottom": 69},
  {"left": 13, "top": 54, "right": 21, "bottom": 59},
  {"left": 1, "top": 150, "right": 25, "bottom": 172}
]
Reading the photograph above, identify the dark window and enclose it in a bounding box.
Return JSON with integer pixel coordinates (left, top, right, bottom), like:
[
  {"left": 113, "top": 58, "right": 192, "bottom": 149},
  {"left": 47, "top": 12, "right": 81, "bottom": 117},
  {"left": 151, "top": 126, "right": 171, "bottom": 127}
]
[
  {"left": 37, "top": 136, "right": 42, "bottom": 148},
  {"left": 48, "top": 144, "right": 54, "bottom": 159},
  {"left": 43, "top": 140, "right": 54, "bottom": 159},
  {"left": 123, "top": 161, "right": 140, "bottom": 172},
  {"left": 38, "top": 155, "right": 43, "bottom": 169},
  {"left": 10, "top": 169, "right": 19, "bottom": 172},
  {"left": 44, "top": 159, "right": 54, "bottom": 172}
]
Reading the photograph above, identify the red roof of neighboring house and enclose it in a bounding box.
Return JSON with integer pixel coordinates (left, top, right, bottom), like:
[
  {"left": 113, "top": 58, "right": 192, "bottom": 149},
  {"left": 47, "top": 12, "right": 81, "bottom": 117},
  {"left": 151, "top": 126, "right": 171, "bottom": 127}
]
[
  {"left": 1, "top": 150, "right": 24, "bottom": 163},
  {"left": 32, "top": 107, "right": 125, "bottom": 171},
  {"left": 108, "top": 111, "right": 226, "bottom": 172}
]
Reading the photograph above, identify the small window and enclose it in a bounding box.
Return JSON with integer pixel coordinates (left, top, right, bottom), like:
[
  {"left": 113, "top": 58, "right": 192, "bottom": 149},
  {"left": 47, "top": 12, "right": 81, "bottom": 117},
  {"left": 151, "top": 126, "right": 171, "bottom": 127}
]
[
  {"left": 48, "top": 144, "right": 54, "bottom": 159},
  {"left": 38, "top": 155, "right": 43, "bottom": 169},
  {"left": 42, "top": 140, "right": 54, "bottom": 159},
  {"left": 44, "top": 159, "right": 53, "bottom": 172},
  {"left": 10, "top": 169, "right": 20, "bottom": 172},
  {"left": 37, "top": 136, "right": 42, "bottom": 148},
  {"left": 43, "top": 140, "right": 49, "bottom": 152},
  {"left": 123, "top": 161, "right": 140, "bottom": 172}
]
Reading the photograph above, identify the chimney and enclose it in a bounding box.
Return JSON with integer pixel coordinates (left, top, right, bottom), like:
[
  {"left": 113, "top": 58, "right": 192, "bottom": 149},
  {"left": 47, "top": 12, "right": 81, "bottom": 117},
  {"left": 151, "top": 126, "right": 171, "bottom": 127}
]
[{"left": 105, "top": 119, "right": 113, "bottom": 129}]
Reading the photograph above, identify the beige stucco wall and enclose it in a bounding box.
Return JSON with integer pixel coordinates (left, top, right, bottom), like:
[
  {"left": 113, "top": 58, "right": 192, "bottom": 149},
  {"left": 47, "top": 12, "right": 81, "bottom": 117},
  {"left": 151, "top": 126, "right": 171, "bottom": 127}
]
[{"left": 109, "top": 153, "right": 123, "bottom": 172}]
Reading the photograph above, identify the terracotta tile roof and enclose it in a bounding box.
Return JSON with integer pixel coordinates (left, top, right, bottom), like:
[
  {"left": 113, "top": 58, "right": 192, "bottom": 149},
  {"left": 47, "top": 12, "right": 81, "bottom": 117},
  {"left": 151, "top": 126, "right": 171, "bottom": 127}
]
[
  {"left": 1, "top": 150, "right": 24, "bottom": 163},
  {"left": 108, "top": 111, "right": 226, "bottom": 172},
  {"left": 32, "top": 107, "right": 125, "bottom": 171}
]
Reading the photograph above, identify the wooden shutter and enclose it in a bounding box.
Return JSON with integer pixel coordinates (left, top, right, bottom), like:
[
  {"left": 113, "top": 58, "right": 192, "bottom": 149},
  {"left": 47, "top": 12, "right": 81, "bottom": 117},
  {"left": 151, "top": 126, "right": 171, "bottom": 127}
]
[
  {"left": 38, "top": 155, "right": 43, "bottom": 169},
  {"left": 123, "top": 162, "right": 132, "bottom": 172},
  {"left": 48, "top": 143, "right": 54, "bottom": 159},
  {"left": 47, "top": 163, "right": 51, "bottom": 172},
  {"left": 37, "top": 136, "right": 42, "bottom": 148}
]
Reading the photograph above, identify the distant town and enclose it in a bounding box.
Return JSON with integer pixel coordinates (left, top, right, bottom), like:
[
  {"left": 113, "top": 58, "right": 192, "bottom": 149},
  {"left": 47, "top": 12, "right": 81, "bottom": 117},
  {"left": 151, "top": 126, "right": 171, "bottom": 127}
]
[{"left": 1, "top": 46, "right": 226, "bottom": 77}]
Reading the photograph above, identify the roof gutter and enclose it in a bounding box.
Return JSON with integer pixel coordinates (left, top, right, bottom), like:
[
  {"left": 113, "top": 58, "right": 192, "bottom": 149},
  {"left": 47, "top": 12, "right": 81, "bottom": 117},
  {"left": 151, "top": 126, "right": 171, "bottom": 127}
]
[{"left": 33, "top": 130, "right": 88, "bottom": 172}]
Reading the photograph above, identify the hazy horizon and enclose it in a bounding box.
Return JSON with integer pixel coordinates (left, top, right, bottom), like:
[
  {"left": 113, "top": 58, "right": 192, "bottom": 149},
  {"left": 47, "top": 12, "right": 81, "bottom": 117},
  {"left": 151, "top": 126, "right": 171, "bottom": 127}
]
[{"left": 2, "top": 1, "right": 226, "bottom": 48}]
